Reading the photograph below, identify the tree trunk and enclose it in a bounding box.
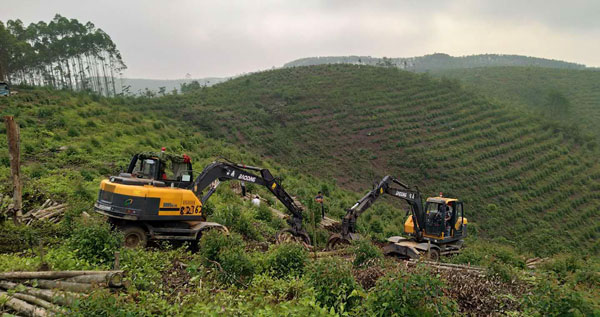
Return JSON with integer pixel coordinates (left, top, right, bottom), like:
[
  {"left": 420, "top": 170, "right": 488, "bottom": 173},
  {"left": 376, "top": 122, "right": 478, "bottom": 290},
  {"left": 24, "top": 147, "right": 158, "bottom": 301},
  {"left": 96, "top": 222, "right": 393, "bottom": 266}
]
[
  {"left": 0, "top": 291, "right": 49, "bottom": 317},
  {"left": 11, "top": 292, "right": 63, "bottom": 312},
  {"left": 0, "top": 60, "right": 5, "bottom": 82},
  {"left": 33, "top": 279, "right": 93, "bottom": 293},
  {"left": 0, "top": 281, "right": 75, "bottom": 306},
  {"left": 4, "top": 116, "right": 22, "bottom": 223},
  {"left": 0, "top": 270, "right": 123, "bottom": 280}
]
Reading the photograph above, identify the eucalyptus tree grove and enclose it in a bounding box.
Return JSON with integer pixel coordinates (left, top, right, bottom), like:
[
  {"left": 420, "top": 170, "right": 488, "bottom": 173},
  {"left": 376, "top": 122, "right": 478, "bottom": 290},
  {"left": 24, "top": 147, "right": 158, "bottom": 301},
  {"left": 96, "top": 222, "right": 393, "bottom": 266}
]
[{"left": 0, "top": 14, "right": 126, "bottom": 96}]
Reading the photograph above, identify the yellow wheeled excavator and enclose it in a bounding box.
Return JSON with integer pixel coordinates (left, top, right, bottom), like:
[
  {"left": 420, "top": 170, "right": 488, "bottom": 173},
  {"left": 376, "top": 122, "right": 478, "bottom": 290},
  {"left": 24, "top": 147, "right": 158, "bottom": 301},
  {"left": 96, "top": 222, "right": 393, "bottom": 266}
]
[
  {"left": 327, "top": 176, "right": 467, "bottom": 260},
  {"left": 94, "top": 151, "right": 310, "bottom": 247}
]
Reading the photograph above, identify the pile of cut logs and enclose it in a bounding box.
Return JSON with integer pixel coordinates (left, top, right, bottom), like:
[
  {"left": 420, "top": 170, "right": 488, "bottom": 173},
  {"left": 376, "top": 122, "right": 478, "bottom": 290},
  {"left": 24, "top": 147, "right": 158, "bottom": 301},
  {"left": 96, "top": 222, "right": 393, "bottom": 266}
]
[
  {"left": 0, "top": 270, "right": 123, "bottom": 316},
  {"left": 22, "top": 199, "right": 68, "bottom": 225}
]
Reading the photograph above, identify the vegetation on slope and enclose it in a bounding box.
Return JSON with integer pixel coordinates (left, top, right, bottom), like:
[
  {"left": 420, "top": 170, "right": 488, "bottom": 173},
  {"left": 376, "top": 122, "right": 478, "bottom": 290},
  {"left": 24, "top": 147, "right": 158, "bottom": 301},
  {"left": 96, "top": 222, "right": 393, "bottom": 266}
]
[
  {"left": 0, "top": 70, "right": 599, "bottom": 314},
  {"left": 433, "top": 66, "right": 600, "bottom": 139},
  {"left": 140, "top": 64, "right": 600, "bottom": 257}
]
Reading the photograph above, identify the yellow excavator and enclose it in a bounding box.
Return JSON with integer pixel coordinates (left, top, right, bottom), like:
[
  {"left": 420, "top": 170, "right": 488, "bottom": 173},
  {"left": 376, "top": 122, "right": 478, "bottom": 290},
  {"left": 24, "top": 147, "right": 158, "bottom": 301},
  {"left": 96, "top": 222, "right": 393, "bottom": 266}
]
[
  {"left": 94, "top": 151, "right": 310, "bottom": 247},
  {"left": 327, "top": 176, "right": 467, "bottom": 260}
]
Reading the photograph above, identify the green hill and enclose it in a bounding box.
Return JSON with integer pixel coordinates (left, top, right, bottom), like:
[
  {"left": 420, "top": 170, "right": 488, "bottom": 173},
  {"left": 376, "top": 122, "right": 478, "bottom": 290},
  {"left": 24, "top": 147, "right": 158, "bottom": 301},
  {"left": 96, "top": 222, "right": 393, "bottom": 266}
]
[
  {"left": 284, "top": 53, "right": 588, "bottom": 71},
  {"left": 432, "top": 66, "right": 600, "bottom": 138},
  {"left": 146, "top": 64, "right": 600, "bottom": 256},
  {"left": 1, "top": 69, "right": 599, "bottom": 315}
]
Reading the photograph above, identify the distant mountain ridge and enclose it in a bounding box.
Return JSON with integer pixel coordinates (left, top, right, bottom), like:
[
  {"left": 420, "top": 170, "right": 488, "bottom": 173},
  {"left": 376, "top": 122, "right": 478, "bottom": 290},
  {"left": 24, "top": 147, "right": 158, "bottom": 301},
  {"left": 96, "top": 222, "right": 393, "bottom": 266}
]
[{"left": 284, "top": 53, "right": 587, "bottom": 71}]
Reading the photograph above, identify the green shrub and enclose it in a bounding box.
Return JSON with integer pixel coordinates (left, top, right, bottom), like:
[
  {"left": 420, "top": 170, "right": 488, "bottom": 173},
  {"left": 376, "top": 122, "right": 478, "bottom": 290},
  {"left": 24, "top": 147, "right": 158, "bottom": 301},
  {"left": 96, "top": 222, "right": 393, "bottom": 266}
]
[
  {"left": 67, "top": 289, "right": 143, "bottom": 316},
  {"left": 67, "top": 127, "right": 80, "bottom": 137},
  {"left": 352, "top": 239, "right": 383, "bottom": 268},
  {"left": 539, "top": 254, "right": 583, "bottom": 282},
  {"left": 198, "top": 231, "right": 254, "bottom": 286},
  {"left": 265, "top": 243, "right": 308, "bottom": 278},
  {"left": 255, "top": 204, "right": 272, "bottom": 222},
  {"left": 522, "top": 278, "right": 599, "bottom": 316},
  {"left": 198, "top": 230, "right": 243, "bottom": 263},
  {"left": 120, "top": 248, "right": 173, "bottom": 291},
  {"left": 211, "top": 205, "right": 260, "bottom": 241},
  {"left": 217, "top": 247, "right": 255, "bottom": 286},
  {"left": 306, "top": 257, "right": 361, "bottom": 313},
  {"left": 365, "top": 269, "right": 458, "bottom": 316},
  {"left": 67, "top": 220, "right": 122, "bottom": 265}
]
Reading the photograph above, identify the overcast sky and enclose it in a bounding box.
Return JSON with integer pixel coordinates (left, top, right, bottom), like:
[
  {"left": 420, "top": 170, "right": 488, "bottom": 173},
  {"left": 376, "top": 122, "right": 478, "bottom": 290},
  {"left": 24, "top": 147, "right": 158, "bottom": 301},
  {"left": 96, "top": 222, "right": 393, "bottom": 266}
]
[{"left": 2, "top": 0, "right": 599, "bottom": 79}]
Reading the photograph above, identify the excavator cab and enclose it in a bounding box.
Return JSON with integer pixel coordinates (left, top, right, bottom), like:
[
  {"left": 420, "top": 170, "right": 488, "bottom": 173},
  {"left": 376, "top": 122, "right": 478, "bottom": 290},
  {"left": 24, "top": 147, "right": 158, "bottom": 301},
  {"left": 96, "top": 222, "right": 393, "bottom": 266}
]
[
  {"left": 127, "top": 152, "right": 194, "bottom": 187},
  {"left": 406, "top": 197, "right": 467, "bottom": 241}
]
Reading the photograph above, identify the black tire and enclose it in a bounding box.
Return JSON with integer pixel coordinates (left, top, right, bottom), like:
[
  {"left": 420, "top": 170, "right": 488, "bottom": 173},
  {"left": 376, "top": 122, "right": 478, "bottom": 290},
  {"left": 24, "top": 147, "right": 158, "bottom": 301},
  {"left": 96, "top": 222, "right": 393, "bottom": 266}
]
[
  {"left": 121, "top": 226, "right": 148, "bottom": 248},
  {"left": 426, "top": 248, "right": 440, "bottom": 262}
]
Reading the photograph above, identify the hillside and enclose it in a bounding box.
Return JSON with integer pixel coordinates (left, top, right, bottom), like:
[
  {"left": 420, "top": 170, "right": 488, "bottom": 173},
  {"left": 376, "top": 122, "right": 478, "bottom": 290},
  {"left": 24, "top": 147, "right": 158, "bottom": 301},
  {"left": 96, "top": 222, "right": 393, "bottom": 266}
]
[
  {"left": 432, "top": 66, "right": 600, "bottom": 138},
  {"left": 284, "top": 53, "right": 588, "bottom": 71},
  {"left": 0, "top": 80, "right": 598, "bottom": 315},
  {"left": 146, "top": 64, "right": 600, "bottom": 256}
]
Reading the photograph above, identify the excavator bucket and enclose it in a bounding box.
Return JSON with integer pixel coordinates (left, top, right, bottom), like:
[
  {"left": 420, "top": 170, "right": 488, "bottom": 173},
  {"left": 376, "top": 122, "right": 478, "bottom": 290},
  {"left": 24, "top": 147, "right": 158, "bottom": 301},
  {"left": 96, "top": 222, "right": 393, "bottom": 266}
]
[
  {"left": 326, "top": 232, "right": 360, "bottom": 250},
  {"left": 275, "top": 228, "right": 311, "bottom": 247}
]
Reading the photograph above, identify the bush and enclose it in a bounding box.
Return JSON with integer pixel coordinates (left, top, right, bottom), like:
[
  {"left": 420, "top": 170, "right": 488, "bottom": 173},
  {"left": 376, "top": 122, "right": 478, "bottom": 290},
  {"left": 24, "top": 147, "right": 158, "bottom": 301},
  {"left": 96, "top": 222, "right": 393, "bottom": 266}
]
[
  {"left": 539, "top": 254, "right": 582, "bottom": 282},
  {"left": 217, "top": 247, "right": 255, "bottom": 286},
  {"left": 67, "top": 220, "right": 122, "bottom": 265},
  {"left": 265, "top": 243, "right": 308, "bottom": 278},
  {"left": 210, "top": 205, "right": 261, "bottom": 241},
  {"left": 523, "top": 278, "right": 599, "bottom": 316},
  {"left": 352, "top": 239, "right": 383, "bottom": 268},
  {"left": 67, "top": 127, "right": 80, "bottom": 137},
  {"left": 365, "top": 269, "right": 458, "bottom": 316},
  {"left": 198, "top": 231, "right": 254, "bottom": 286},
  {"left": 198, "top": 230, "right": 243, "bottom": 264},
  {"left": 255, "top": 204, "right": 272, "bottom": 222},
  {"left": 306, "top": 257, "right": 361, "bottom": 313}
]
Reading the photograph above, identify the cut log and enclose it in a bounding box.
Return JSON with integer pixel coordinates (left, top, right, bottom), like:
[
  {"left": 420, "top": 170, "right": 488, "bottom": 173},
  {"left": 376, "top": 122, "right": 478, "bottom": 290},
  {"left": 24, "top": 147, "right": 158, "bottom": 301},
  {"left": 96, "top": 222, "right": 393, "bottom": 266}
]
[
  {"left": 0, "top": 291, "right": 49, "bottom": 317},
  {"left": 33, "top": 205, "right": 67, "bottom": 219},
  {"left": 0, "top": 281, "right": 75, "bottom": 306},
  {"left": 0, "top": 270, "right": 123, "bottom": 280},
  {"left": 32, "top": 280, "right": 92, "bottom": 293},
  {"left": 33, "top": 204, "right": 67, "bottom": 215},
  {"left": 62, "top": 271, "right": 123, "bottom": 287},
  {"left": 40, "top": 199, "right": 52, "bottom": 210},
  {"left": 38, "top": 209, "right": 65, "bottom": 220},
  {"left": 11, "top": 293, "right": 62, "bottom": 312}
]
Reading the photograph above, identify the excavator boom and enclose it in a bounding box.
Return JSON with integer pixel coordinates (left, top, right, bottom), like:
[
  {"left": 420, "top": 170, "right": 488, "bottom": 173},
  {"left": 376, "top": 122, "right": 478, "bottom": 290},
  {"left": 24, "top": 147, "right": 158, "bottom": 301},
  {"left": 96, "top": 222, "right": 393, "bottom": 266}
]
[{"left": 191, "top": 161, "right": 309, "bottom": 244}]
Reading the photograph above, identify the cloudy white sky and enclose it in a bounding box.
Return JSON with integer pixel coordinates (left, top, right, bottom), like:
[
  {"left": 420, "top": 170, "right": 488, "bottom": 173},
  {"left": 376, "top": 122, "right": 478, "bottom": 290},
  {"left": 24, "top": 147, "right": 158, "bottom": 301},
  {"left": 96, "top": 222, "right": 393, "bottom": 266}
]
[{"left": 2, "top": 0, "right": 599, "bottom": 79}]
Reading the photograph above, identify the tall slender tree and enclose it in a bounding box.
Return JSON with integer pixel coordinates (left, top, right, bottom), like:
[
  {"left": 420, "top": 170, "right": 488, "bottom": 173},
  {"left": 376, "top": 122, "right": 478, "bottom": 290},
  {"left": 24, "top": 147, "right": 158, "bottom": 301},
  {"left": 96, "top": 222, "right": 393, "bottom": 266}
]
[{"left": 0, "top": 14, "right": 126, "bottom": 96}]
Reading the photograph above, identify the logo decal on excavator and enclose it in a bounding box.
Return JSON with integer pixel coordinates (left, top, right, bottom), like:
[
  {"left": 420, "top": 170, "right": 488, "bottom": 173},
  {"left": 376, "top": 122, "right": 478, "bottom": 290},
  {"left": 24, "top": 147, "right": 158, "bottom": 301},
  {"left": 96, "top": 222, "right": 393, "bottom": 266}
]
[
  {"left": 238, "top": 174, "right": 256, "bottom": 182},
  {"left": 395, "top": 191, "right": 415, "bottom": 200}
]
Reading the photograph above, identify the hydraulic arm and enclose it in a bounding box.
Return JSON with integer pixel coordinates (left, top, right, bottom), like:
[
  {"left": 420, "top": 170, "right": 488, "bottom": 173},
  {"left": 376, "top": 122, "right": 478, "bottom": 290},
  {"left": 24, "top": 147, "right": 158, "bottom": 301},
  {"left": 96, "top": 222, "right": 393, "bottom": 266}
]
[
  {"left": 327, "top": 175, "right": 425, "bottom": 248},
  {"left": 191, "top": 161, "right": 310, "bottom": 244}
]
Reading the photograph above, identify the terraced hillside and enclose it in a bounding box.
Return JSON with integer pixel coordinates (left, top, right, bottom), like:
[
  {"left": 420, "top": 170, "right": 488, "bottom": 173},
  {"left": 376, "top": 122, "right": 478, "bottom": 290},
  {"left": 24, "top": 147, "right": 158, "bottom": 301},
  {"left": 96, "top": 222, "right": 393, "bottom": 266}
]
[
  {"left": 433, "top": 67, "right": 600, "bottom": 139},
  {"left": 148, "top": 64, "right": 600, "bottom": 256}
]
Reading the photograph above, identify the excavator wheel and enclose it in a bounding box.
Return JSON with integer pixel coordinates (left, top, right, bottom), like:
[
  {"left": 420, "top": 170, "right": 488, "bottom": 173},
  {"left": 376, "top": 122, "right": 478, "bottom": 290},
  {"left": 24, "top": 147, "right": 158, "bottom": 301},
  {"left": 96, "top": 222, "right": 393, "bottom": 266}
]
[
  {"left": 276, "top": 229, "right": 311, "bottom": 247},
  {"left": 326, "top": 234, "right": 351, "bottom": 250},
  {"left": 121, "top": 225, "right": 148, "bottom": 248},
  {"left": 426, "top": 248, "right": 440, "bottom": 262}
]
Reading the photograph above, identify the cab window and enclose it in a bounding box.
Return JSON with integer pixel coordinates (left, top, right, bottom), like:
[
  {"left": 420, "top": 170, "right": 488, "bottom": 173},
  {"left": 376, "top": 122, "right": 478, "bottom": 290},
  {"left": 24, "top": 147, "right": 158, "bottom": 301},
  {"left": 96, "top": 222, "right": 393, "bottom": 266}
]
[{"left": 133, "top": 159, "right": 158, "bottom": 179}]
